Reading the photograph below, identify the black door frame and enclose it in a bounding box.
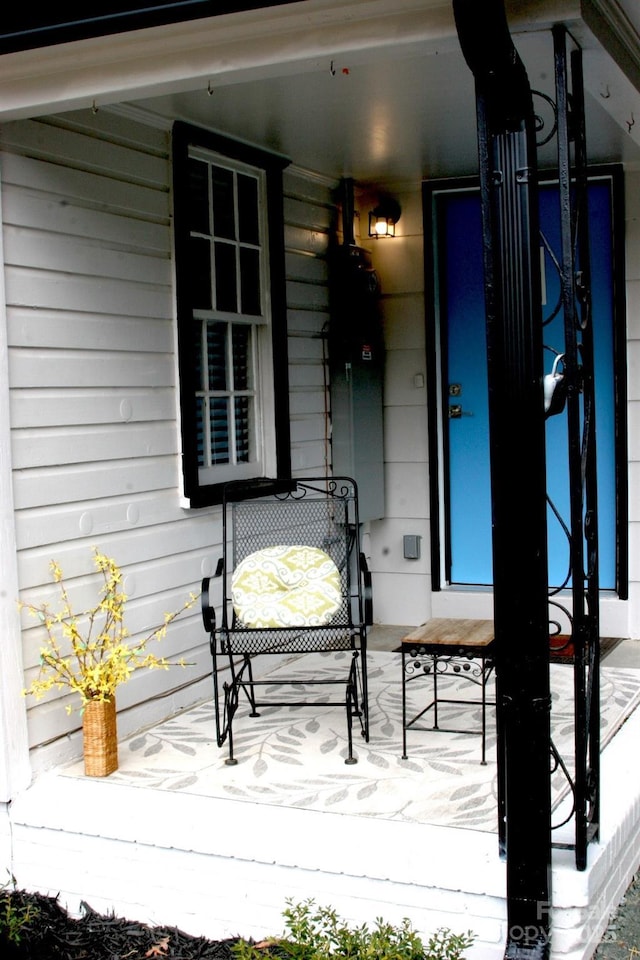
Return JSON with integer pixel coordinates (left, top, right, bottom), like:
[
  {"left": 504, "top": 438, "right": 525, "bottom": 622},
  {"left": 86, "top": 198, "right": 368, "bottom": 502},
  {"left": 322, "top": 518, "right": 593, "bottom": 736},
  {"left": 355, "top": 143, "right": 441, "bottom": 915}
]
[{"left": 423, "top": 166, "right": 628, "bottom": 599}]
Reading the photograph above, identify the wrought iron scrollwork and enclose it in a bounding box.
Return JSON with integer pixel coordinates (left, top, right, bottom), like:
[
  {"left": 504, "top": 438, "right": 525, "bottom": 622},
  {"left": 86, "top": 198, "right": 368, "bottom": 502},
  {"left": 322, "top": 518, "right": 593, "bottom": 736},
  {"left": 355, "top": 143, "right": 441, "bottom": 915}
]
[
  {"left": 404, "top": 652, "right": 486, "bottom": 682},
  {"left": 532, "top": 89, "right": 558, "bottom": 147}
]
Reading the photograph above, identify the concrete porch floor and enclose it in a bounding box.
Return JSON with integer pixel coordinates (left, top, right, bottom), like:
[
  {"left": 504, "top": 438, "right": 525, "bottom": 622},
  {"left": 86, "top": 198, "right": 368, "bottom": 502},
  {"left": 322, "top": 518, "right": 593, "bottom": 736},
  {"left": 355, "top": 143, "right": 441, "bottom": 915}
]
[{"left": 8, "top": 628, "right": 640, "bottom": 960}]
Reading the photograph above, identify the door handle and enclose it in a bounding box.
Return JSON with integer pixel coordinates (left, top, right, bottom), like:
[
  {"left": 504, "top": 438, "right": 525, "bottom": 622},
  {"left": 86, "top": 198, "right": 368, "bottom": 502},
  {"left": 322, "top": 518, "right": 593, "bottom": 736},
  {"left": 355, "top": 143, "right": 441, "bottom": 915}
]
[{"left": 448, "top": 404, "right": 473, "bottom": 419}]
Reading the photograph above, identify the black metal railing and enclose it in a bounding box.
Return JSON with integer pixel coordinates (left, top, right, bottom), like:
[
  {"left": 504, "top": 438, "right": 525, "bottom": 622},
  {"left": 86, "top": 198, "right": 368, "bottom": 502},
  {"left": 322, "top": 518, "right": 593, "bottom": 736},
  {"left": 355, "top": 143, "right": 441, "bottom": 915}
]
[{"left": 544, "top": 25, "right": 601, "bottom": 870}]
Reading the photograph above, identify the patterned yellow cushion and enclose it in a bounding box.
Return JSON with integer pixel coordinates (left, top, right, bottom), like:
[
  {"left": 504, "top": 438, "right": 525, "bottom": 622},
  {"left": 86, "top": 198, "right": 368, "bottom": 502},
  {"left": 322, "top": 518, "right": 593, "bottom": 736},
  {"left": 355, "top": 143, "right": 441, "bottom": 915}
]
[{"left": 231, "top": 545, "right": 342, "bottom": 628}]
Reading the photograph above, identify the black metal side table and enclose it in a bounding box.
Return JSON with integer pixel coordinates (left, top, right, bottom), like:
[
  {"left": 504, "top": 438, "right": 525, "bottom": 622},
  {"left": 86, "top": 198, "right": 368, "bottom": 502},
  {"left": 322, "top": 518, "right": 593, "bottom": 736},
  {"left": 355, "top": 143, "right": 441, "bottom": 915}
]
[{"left": 401, "top": 618, "right": 496, "bottom": 764}]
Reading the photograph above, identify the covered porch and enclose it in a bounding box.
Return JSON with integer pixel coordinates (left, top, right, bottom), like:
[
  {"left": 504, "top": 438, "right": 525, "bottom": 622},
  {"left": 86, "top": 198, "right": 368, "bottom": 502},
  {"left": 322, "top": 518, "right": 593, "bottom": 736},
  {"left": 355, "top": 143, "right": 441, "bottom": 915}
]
[
  {"left": 2, "top": 3, "right": 640, "bottom": 959},
  {"left": 8, "top": 630, "right": 640, "bottom": 960}
]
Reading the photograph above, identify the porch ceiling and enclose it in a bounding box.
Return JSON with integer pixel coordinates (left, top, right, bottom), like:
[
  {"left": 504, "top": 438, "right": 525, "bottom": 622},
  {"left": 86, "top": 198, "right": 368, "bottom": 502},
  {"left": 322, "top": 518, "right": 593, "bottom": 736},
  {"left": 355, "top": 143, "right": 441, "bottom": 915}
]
[{"left": 124, "top": 4, "right": 640, "bottom": 185}]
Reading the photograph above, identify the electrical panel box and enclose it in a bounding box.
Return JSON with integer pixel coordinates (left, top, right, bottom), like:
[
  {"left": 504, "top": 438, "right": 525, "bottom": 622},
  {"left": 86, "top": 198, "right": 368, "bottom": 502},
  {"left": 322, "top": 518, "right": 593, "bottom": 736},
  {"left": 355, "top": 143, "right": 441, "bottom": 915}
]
[
  {"left": 331, "top": 360, "right": 384, "bottom": 522},
  {"left": 329, "top": 243, "right": 385, "bottom": 522}
]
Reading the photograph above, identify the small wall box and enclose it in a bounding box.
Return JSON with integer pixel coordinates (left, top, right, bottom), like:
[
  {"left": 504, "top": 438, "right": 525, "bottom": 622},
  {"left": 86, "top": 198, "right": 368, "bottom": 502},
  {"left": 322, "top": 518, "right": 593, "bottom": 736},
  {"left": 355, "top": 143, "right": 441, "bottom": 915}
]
[{"left": 403, "top": 535, "right": 421, "bottom": 560}]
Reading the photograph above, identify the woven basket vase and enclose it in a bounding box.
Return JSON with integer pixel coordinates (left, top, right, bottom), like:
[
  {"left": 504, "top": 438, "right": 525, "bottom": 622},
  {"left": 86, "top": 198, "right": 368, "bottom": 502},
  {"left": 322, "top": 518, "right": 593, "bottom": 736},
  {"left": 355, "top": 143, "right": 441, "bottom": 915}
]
[{"left": 82, "top": 697, "right": 118, "bottom": 777}]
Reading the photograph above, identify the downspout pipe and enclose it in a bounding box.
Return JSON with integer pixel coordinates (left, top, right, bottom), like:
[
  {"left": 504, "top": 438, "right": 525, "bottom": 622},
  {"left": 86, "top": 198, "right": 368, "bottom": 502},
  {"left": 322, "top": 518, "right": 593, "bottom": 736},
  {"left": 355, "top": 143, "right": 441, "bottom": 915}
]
[
  {"left": 452, "top": 3, "right": 552, "bottom": 959},
  {"left": 453, "top": 0, "right": 531, "bottom": 132}
]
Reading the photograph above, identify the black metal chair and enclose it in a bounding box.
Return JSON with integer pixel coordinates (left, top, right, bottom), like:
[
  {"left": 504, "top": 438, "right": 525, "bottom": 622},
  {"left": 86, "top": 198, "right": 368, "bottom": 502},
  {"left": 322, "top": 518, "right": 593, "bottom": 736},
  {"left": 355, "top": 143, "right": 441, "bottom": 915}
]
[{"left": 201, "top": 476, "right": 371, "bottom": 765}]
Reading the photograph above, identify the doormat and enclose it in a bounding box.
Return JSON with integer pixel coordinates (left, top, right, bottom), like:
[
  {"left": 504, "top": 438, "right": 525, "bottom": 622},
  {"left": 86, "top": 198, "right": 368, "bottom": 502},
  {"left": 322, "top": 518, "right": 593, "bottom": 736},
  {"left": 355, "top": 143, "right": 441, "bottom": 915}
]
[{"left": 550, "top": 635, "right": 622, "bottom": 664}]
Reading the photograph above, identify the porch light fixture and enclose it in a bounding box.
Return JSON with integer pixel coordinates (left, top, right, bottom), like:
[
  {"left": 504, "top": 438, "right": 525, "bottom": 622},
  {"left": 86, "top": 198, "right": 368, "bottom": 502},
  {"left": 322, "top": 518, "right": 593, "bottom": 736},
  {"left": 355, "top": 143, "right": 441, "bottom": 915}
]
[{"left": 368, "top": 197, "right": 401, "bottom": 238}]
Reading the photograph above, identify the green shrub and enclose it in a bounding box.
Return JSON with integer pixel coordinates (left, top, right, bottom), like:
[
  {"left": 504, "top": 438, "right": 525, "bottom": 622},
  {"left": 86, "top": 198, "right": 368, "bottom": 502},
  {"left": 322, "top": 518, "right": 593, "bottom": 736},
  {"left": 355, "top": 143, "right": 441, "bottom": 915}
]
[
  {"left": 233, "top": 898, "right": 474, "bottom": 960},
  {"left": 0, "top": 876, "right": 40, "bottom": 946}
]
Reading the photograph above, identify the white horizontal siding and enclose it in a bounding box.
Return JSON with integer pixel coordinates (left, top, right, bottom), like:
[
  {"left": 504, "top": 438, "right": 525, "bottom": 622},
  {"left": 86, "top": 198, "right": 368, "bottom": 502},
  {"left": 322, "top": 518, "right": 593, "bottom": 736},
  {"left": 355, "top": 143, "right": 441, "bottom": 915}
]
[
  {"left": 1, "top": 111, "right": 204, "bottom": 761},
  {"left": 4, "top": 228, "right": 171, "bottom": 286},
  {"left": 6, "top": 271, "right": 172, "bottom": 317},
  {"left": 1, "top": 114, "right": 338, "bottom": 762},
  {"left": 1, "top": 183, "right": 169, "bottom": 250},
  {"left": 283, "top": 167, "right": 336, "bottom": 478},
  {"left": 365, "top": 185, "right": 431, "bottom": 626},
  {"left": 10, "top": 387, "right": 176, "bottom": 428},
  {"left": 0, "top": 152, "right": 168, "bottom": 221},
  {"left": 17, "top": 516, "right": 221, "bottom": 591},
  {"left": 13, "top": 459, "right": 178, "bottom": 509},
  {"left": 0, "top": 116, "right": 168, "bottom": 187},
  {"left": 10, "top": 350, "right": 175, "bottom": 388},
  {"left": 12, "top": 421, "right": 178, "bottom": 468}
]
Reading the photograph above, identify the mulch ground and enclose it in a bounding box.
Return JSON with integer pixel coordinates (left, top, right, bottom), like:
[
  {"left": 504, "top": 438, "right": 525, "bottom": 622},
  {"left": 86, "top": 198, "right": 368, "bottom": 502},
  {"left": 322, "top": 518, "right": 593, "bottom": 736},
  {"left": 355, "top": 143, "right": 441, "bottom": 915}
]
[
  {"left": 6, "top": 870, "right": 640, "bottom": 959},
  {"left": 595, "top": 869, "right": 640, "bottom": 960},
  {"left": 1, "top": 890, "right": 240, "bottom": 959}
]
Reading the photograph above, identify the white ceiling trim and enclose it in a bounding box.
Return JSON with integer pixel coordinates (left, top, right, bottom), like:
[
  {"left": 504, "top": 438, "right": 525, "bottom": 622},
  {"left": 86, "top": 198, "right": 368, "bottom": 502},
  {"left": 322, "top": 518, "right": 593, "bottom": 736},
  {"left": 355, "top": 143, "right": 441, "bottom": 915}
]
[
  {"left": 582, "top": 0, "right": 640, "bottom": 91},
  {"left": 0, "top": 0, "right": 584, "bottom": 122},
  {"left": 0, "top": 0, "right": 455, "bottom": 121}
]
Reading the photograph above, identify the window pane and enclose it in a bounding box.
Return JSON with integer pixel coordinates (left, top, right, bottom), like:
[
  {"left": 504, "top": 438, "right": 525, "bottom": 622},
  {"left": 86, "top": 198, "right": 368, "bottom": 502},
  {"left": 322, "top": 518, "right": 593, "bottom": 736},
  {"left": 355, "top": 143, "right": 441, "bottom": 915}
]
[
  {"left": 234, "top": 396, "right": 250, "bottom": 463},
  {"left": 212, "top": 165, "right": 235, "bottom": 240},
  {"left": 206, "top": 322, "right": 227, "bottom": 390},
  {"left": 189, "top": 237, "right": 212, "bottom": 309},
  {"left": 215, "top": 242, "right": 237, "bottom": 312},
  {"left": 188, "top": 158, "right": 210, "bottom": 234},
  {"left": 210, "top": 397, "right": 230, "bottom": 465},
  {"left": 232, "top": 324, "right": 251, "bottom": 391},
  {"left": 237, "top": 174, "right": 259, "bottom": 245},
  {"left": 240, "top": 247, "right": 261, "bottom": 316}
]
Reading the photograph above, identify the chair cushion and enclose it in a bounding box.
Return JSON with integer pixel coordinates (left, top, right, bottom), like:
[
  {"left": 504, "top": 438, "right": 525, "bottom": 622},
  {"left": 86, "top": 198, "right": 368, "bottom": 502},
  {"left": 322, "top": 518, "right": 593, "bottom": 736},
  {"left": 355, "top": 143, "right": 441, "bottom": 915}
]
[{"left": 231, "top": 544, "right": 342, "bottom": 628}]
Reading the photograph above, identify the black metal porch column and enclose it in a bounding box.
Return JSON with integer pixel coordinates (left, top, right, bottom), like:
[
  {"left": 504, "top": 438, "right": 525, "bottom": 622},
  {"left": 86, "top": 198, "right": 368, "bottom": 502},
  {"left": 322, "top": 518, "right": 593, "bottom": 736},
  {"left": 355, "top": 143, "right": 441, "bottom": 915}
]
[{"left": 453, "top": 2, "right": 552, "bottom": 957}]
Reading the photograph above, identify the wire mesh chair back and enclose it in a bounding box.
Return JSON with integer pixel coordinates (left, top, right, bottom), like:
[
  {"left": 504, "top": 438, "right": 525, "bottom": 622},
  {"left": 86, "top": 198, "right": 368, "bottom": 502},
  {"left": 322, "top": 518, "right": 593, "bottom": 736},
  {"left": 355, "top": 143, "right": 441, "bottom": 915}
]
[{"left": 220, "top": 478, "right": 364, "bottom": 654}]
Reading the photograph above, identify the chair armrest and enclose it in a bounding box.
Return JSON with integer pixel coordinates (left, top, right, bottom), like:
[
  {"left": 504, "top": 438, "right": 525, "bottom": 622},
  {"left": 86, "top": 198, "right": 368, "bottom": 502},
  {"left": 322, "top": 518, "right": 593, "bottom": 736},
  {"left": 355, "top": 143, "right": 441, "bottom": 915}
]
[
  {"left": 360, "top": 552, "right": 373, "bottom": 626},
  {"left": 201, "top": 558, "right": 224, "bottom": 632},
  {"left": 201, "top": 577, "right": 216, "bottom": 633},
  {"left": 200, "top": 557, "right": 224, "bottom": 634}
]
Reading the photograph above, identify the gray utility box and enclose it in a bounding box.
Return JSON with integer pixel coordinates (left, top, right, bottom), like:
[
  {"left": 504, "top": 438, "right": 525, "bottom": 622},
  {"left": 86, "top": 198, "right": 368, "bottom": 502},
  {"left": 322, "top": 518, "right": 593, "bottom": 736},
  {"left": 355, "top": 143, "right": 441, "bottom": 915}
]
[
  {"left": 330, "top": 359, "right": 384, "bottom": 522},
  {"left": 329, "top": 243, "right": 385, "bottom": 523}
]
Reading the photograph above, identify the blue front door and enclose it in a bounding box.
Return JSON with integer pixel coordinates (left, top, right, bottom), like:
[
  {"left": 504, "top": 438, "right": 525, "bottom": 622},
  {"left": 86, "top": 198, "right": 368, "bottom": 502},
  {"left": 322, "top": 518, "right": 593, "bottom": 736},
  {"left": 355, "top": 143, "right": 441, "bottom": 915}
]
[{"left": 443, "top": 180, "right": 617, "bottom": 588}]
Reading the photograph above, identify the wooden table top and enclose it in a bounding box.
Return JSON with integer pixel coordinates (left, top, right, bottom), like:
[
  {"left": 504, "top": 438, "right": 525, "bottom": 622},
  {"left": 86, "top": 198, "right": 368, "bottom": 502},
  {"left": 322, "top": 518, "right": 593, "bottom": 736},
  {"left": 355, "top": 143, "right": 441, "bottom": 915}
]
[{"left": 401, "top": 618, "right": 495, "bottom": 649}]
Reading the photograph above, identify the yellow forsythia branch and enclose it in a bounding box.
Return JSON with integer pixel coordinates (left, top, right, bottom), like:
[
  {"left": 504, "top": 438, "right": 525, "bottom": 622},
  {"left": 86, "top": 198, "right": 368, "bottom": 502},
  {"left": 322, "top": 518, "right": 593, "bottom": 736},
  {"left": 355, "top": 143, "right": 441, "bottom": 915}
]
[{"left": 20, "top": 548, "right": 197, "bottom": 711}]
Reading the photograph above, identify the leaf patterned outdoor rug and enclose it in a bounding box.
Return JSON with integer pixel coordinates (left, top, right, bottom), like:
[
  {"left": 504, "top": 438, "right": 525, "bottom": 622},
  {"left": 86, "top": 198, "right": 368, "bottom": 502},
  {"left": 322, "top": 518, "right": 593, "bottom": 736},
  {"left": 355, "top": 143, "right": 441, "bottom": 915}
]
[{"left": 96, "top": 651, "right": 640, "bottom": 834}]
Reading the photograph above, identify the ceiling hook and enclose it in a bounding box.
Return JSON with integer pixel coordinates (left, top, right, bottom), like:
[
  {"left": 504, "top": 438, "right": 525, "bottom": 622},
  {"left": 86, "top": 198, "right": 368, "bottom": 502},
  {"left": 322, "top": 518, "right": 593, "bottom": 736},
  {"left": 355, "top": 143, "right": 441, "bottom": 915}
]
[
  {"left": 207, "top": 80, "right": 214, "bottom": 96},
  {"left": 91, "top": 100, "right": 99, "bottom": 115}
]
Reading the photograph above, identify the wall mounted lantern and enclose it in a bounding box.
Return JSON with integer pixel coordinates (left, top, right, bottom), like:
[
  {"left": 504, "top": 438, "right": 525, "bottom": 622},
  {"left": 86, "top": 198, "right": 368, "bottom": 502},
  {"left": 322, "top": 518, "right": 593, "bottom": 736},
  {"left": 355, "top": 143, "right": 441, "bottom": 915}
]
[{"left": 368, "top": 197, "right": 401, "bottom": 238}]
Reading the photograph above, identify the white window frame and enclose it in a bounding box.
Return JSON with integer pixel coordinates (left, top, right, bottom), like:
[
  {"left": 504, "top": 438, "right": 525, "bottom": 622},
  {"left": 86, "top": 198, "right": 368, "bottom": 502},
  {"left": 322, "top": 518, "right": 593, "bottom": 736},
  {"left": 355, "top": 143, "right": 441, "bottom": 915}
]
[{"left": 188, "top": 148, "right": 276, "bottom": 486}]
